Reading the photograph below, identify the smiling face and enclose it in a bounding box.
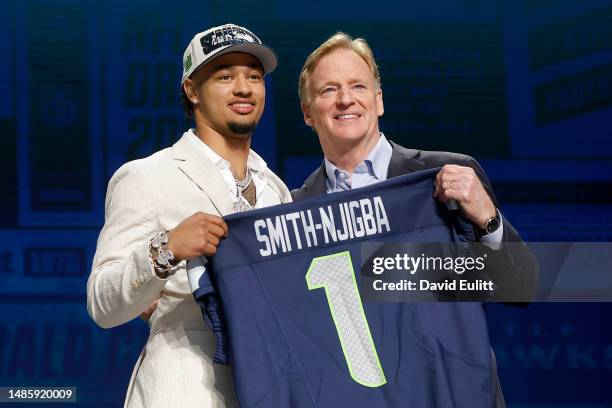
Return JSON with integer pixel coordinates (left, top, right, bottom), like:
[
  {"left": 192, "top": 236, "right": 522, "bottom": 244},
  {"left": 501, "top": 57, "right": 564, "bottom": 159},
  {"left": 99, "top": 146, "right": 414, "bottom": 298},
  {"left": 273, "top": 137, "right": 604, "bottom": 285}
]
[
  {"left": 184, "top": 52, "right": 265, "bottom": 139},
  {"left": 302, "top": 48, "right": 384, "bottom": 162}
]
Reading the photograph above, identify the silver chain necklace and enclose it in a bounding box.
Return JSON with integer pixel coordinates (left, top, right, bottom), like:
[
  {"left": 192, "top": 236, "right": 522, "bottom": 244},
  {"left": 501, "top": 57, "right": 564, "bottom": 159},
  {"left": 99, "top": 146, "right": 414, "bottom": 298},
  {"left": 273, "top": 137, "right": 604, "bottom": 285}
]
[
  {"left": 233, "top": 168, "right": 253, "bottom": 212},
  {"left": 191, "top": 130, "right": 253, "bottom": 212},
  {"left": 234, "top": 168, "right": 252, "bottom": 190}
]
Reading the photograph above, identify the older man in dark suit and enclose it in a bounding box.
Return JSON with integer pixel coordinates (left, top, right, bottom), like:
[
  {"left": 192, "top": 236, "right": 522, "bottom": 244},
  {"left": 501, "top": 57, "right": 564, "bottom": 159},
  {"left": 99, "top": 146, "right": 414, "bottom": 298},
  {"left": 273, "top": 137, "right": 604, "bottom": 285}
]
[{"left": 292, "top": 32, "right": 538, "bottom": 408}]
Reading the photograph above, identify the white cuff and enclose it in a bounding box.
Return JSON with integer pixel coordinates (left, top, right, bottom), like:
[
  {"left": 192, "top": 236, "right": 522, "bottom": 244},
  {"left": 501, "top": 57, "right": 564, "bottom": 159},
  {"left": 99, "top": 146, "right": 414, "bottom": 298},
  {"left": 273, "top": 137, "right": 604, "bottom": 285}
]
[{"left": 187, "top": 256, "right": 208, "bottom": 293}]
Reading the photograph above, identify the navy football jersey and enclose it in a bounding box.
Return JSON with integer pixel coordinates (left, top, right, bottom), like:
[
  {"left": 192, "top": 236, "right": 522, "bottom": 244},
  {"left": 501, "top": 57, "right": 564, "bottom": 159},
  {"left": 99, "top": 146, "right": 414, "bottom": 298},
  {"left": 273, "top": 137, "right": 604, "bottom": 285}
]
[{"left": 191, "top": 169, "right": 496, "bottom": 408}]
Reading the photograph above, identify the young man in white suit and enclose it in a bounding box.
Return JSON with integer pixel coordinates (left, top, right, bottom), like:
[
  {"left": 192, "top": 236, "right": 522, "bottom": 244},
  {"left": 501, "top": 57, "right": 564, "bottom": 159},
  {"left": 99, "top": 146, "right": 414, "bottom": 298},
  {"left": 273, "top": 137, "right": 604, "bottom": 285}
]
[{"left": 87, "top": 24, "right": 291, "bottom": 407}]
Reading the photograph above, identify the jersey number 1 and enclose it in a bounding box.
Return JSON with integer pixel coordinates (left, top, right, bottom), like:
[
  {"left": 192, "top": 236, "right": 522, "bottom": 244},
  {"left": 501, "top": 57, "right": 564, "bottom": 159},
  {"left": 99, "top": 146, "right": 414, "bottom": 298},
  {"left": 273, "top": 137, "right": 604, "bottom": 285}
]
[{"left": 306, "top": 251, "right": 386, "bottom": 387}]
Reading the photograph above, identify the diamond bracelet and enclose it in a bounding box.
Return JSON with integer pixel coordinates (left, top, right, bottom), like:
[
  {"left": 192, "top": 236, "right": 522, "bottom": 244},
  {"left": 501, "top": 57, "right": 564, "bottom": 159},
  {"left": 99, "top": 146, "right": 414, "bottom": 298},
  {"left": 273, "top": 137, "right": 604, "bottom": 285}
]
[{"left": 148, "top": 230, "right": 184, "bottom": 279}]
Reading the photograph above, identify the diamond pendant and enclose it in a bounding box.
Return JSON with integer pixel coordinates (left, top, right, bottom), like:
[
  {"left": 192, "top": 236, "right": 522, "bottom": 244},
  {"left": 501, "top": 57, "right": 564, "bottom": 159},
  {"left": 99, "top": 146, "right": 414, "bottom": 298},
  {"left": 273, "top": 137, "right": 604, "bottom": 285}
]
[{"left": 233, "top": 200, "right": 250, "bottom": 213}]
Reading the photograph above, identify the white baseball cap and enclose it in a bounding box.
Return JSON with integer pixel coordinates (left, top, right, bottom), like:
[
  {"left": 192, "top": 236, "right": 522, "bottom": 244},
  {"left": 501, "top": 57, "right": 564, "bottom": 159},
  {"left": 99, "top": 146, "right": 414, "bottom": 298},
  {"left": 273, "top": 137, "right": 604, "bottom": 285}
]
[{"left": 181, "top": 23, "right": 278, "bottom": 84}]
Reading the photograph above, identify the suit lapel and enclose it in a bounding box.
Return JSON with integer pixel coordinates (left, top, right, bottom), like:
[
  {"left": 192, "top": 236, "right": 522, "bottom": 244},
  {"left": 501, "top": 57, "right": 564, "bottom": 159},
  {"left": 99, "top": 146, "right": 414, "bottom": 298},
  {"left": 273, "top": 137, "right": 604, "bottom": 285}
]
[
  {"left": 171, "top": 134, "right": 235, "bottom": 216},
  {"left": 386, "top": 140, "right": 426, "bottom": 178},
  {"left": 293, "top": 163, "right": 327, "bottom": 200}
]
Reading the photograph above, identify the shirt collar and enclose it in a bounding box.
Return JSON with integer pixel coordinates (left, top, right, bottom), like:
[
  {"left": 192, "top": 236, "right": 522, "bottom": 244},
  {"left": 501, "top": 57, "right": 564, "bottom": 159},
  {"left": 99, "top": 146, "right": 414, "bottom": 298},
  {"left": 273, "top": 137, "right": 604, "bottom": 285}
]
[
  {"left": 324, "top": 133, "right": 393, "bottom": 189},
  {"left": 186, "top": 129, "right": 267, "bottom": 173}
]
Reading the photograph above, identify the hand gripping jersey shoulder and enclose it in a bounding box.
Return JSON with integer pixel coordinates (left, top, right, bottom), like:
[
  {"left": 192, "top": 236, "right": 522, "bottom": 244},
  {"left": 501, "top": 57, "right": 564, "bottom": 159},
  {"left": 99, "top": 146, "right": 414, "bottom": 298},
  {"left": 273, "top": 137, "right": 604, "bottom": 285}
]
[{"left": 191, "top": 169, "right": 495, "bottom": 408}]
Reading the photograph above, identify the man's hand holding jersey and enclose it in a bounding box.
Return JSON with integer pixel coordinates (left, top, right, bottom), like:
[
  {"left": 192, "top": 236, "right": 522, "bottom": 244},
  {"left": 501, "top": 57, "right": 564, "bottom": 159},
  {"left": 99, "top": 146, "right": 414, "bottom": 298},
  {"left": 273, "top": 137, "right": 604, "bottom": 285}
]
[
  {"left": 140, "top": 212, "right": 228, "bottom": 321},
  {"left": 433, "top": 164, "right": 497, "bottom": 230},
  {"left": 167, "top": 212, "right": 229, "bottom": 260}
]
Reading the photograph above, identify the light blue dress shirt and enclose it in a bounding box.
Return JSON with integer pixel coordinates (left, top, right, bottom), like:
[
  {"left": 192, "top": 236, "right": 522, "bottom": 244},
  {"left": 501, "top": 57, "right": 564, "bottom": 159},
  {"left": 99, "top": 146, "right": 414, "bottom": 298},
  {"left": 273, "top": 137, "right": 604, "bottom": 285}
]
[{"left": 323, "top": 133, "right": 503, "bottom": 246}]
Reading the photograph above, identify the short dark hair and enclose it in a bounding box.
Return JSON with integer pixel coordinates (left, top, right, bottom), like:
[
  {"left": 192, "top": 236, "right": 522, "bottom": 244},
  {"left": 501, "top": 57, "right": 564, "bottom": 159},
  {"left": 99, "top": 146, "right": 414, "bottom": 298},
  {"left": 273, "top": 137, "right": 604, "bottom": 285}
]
[{"left": 180, "top": 87, "right": 194, "bottom": 117}]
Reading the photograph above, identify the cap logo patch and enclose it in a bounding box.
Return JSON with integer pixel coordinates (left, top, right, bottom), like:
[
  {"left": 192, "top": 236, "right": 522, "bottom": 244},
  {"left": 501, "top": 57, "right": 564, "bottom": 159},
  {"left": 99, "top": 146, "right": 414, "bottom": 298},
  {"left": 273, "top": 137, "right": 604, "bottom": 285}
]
[
  {"left": 200, "top": 26, "right": 261, "bottom": 55},
  {"left": 183, "top": 53, "right": 192, "bottom": 73}
]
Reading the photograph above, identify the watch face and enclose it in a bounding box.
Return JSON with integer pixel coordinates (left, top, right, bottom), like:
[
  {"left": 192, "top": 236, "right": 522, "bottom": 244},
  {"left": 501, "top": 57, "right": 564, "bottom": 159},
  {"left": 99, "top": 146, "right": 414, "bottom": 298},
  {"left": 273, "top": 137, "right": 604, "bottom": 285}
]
[{"left": 486, "top": 216, "right": 501, "bottom": 234}]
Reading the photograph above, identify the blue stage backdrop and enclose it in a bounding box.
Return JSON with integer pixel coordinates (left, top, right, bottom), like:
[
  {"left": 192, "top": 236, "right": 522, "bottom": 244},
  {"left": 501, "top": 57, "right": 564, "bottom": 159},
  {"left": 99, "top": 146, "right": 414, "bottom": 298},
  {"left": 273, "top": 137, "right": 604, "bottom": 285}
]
[{"left": 0, "top": 0, "right": 611, "bottom": 406}]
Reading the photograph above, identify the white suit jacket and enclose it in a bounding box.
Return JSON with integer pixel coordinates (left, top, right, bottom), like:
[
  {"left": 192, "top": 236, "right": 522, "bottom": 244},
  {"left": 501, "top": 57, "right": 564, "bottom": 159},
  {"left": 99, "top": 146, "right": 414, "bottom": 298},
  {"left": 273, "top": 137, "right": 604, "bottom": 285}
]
[{"left": 87, "top": 132, "right": 292, "bottom": 407}]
